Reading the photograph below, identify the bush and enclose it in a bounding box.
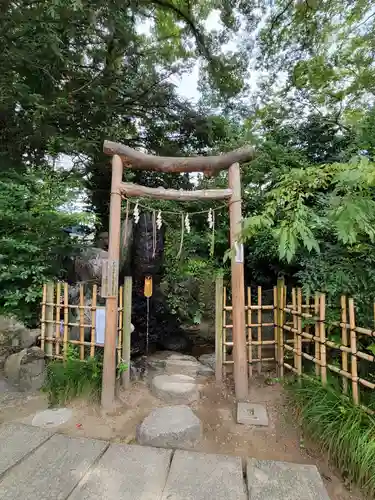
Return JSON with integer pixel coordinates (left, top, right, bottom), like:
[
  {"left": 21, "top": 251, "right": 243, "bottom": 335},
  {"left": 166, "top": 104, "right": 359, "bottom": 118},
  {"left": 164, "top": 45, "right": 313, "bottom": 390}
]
[
  {"left": 43, "top": 347, "right": 102, "bottom": 405},
  {"left": 287, "top": 377, "right": 375, "bottom": 497}
]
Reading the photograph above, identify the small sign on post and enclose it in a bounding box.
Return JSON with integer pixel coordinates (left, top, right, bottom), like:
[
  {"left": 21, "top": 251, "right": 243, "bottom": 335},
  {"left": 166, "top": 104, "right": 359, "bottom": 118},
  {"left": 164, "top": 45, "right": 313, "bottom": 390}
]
[
  {"left": 234, "top": 241, "right": 244, "bottom": 263},
  {"left": 101, "top": 259, "right": 119, "bottom": 297}
]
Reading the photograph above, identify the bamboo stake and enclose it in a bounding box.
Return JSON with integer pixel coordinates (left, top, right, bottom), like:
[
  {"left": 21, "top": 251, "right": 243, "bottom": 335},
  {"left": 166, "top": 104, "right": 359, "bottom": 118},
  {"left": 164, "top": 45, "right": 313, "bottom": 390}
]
[
  {"left": 55, "top": 282, "right": 61, "bottom": 357},
  {"left": 215, "top": 276, "right": 224, "bottom": 383},
  {"left": 257, "top": 286, "right": 262, "bottom": 374},
  {"left": 223, "top": 286, "right": 227, "bottom": 372},
  {"left": 122, "top": 277, "right": 132, "bottom": 389},
  {"left": 45, "top": 283, "right": 54, "bottom": 357},
  {"left": 90, "top": 284, "right": 97, "bottom": 357},
  {"left": 297, "top": 288, "right": 303, "bottom": 378},
  {"left": 276, "top": 277, "right": 285, "bottom": 377},
  {"left": 341, "top": 295, "right": 348, "bottom": 394},
  {"left": 117, "top": 285, "right": 123, "bottom": 365},
  {"left": 41, "top": 284, "right": 47, "bottom": 352},
  {"left": 319, "top": 294, "right": 327, "bottom": 386},
  {"left": 63, "top": 283, "right": 69, "bottom": 359},
  {"left": 314, "top": 293, "right": 320, "bottom": 377},
  {"left": 79, "top": 284, "right": 85, "bottom": 360},
  {"left": 349, "top": 298, "right": 359, "bottom": 405},
  {"left": 247, "top": 287, "right": 252, "bottom": 378},
  {"left": 273, "top": 286, "right": 277, "bottom": 364},
  {"left": 292, "top": 288, "right": 297, "bottom": 371}
]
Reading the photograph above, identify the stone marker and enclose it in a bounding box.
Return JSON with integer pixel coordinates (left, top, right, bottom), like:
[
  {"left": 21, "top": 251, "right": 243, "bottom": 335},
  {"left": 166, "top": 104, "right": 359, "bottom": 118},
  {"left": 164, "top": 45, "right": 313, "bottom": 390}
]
[
  {"left": 31, "top": 407, "right": 73, "bottom": 428},
  {"left": 0, "top": 422, "right": 52, "bottom": 475},
  {"left": 137, "top": 405, "right": 202, "bottom": 449},
  {"left": 69, "top": 444, "right": 172, "bottom": 500},
  {"left": 247, "top": 459, "right": 330, "bottom": 500},
  {"left": 4, "top": 346, "right": 45, "bottom": 391},
  {"left": 237, "top": 402, "right": 269, "bottom": 426},
  {"left": 151, "top": 373, "right": 199, "bottom": 403},
  {"left": 0, "top": 433, "right": 107, "bottom": 500},
  {"left": 161, "top": 450, "right": 247, "bottom": 500}
]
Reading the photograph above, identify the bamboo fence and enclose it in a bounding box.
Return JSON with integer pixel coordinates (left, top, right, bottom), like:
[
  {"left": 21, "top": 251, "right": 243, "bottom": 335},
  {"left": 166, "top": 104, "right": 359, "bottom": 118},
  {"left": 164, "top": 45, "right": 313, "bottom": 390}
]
[
  {"left": 216, "top": 278, "right": 375, "bottom": 413},
  {"left": 40, "top": 281, "right": 129, "bottom": 366}
]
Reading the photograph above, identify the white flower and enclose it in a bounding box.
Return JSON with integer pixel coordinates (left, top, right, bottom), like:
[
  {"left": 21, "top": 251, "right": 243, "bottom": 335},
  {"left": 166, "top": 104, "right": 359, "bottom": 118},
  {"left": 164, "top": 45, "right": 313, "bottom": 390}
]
[
  {"left": 133, "top": 202, "right": 140, "bottom": 224},
  {"left": 185, "top": 213, "right": 191, "bottom": 233},
  {"left": 156, "top": 210, "right": 162, "bottom": 229}
]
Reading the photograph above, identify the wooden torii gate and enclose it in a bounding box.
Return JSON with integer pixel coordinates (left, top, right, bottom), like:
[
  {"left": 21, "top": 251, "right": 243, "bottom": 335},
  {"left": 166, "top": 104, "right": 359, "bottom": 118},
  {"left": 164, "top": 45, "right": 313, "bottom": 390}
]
[{"left": 101, "top": 140, "right": 255, "bottom": 409}]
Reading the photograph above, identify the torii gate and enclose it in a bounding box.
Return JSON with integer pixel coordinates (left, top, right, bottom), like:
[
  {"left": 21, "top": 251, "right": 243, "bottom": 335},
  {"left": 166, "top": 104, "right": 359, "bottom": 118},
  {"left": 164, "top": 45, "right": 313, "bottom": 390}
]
[{"left": 101, "top": 140, "right": 255, "bottom": 409}]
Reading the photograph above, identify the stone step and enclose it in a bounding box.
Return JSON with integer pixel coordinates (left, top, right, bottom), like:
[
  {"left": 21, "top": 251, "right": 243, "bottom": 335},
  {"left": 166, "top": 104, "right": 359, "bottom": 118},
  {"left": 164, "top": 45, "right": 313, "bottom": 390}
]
[
  {"left": 69, "top": 444, "right": 172, "bottom": 500},
  {"left": 161, "top": 450, "right": 247, "bottom": 500},
  {"left": 151, "top": 373, "right": 199, "bottom": 403},
  {"left": 0, "top": 422, "right": 52, "bottom": 475},
  {"left": 0, "top": 433, "right": 107, "bottom": 500},
  {"left": 0, "top": 422, "right": 330, "bottom": 500},
  {"left": 247, "top": 459, "right": 330, "bottom": 500}
]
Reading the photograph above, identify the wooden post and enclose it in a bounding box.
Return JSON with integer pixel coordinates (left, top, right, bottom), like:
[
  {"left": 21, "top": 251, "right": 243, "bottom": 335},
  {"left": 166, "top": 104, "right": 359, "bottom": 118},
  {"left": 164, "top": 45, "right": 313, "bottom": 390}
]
[
  {"left": 55, "top": 282, "right": 61, "bottom": 357},
  {"left": 348, "top": 298, "right": 359, "bottom": 404},
  {"left": 41, "top": 284, "right": 47, "bottom": 353},
  {"left": 257, "top": 286, "right": 262, "bottom": 374},
  {"left": 273, "top": 286, "right": 277, "bottom": 366},
  {"left": 63, "top": 283, "right": 69, "bottom": 359},
  {"left": 215, "top": 275, "right": 224, "bottom": 383},
  {"left": 122, "top": 276, "right": 132, "bottom": 389},
  {"left": 101, "top": 154, "right": 123, "bottom": 410},
  {"left": 292, "top": 288, "right": 297, "bottom": 370},
  {"left": 228, "top": 162, "right": 248, "bottom": 400},
  {"left": 79, "top": 284, "right": 85, "bottom": 360},
  {"left": 341, "top": 295, "right": 348, "bottom": 394},
  {"left": 247, "top": 287, "right": 252, "bottom": 379},
  {"left": 319, "top": 294, "right": 327, "bottom": 386},
  {"left": 314, "top": 293, "right": 320, "bottom": 377},
  {"left": 90, "top": 284, "right": 97, "bottom": 358},
  {"left": 296, "top": 288, "right": 303, "bottom": 378},
  {"left": 45, "top": 282, "right": 54, "bottom": 357},
  {"left": 276, "top": 277, "right": 285, "bottom": 378}
]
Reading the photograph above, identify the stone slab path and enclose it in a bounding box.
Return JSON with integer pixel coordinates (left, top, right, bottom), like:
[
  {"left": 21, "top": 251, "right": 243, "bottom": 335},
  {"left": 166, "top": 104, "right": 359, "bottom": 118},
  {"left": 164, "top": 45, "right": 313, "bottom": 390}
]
[{"left": 0, "top": 422, "right": 330, "bottom": 499}]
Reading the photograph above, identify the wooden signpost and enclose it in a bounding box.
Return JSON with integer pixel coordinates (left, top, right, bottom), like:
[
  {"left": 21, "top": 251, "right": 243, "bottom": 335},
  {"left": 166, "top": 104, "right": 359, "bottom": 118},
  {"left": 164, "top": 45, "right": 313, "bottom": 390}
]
[{"left": 101, "top": 141, "right": 255, "bottom": 409}]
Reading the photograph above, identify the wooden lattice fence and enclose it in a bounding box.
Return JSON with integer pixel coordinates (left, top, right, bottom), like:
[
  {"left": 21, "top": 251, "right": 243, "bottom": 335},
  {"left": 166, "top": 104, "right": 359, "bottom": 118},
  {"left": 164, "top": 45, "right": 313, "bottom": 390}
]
[{"left": 216, "top": 277, "right": 375, "bottom": 413}]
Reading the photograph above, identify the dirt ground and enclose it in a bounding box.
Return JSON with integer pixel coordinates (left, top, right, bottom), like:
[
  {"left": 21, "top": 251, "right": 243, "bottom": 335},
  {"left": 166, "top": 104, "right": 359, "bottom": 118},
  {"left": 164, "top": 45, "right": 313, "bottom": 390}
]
[{"left": 0, "top": 373, "right": 365, "bottom": 500}]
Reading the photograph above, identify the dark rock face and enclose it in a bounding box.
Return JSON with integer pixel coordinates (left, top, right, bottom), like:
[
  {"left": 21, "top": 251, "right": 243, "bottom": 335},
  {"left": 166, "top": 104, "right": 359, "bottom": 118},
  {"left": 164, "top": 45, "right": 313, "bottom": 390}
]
[
  {"left": 129, "top": 213, "right": 188, "bottom": 355},
  {"left": 66, "top": 213, "right": 188, "bottom": 355}
]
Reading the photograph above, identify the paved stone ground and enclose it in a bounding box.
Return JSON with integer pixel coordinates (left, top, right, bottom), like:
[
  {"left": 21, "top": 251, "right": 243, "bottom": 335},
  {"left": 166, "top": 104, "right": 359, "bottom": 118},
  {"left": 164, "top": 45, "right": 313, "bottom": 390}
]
[{"left": 0, "top": 422, "right": 330, "bottom": 499}]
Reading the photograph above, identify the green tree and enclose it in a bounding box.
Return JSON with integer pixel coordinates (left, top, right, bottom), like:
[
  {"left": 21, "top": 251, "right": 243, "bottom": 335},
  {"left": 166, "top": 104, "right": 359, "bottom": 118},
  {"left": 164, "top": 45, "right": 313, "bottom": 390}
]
[{"left": 0, "top": 168, "right": 87, "bottom": 324}]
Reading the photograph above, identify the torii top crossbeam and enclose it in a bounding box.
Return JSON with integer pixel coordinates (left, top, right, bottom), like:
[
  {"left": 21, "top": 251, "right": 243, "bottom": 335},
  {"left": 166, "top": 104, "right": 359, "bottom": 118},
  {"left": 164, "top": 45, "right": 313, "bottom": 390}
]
[{"left": 103, "top": 140, "right": 255, "bottom": 174}]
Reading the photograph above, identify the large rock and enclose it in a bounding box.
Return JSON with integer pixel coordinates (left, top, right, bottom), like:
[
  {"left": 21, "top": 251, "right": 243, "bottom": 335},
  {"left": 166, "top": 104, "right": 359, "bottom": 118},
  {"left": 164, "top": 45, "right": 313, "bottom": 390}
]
[
  {"left": 151, "top": 374, "right": 199, "bottom": 403},
  {"left": 4, "top": 347, "right": 45, "bottom": 391},
  {"left": 0, "top": 316, "right": 40, "bottom": 367},
  {"left": 147, "top": 351, "right": 214, "bottom": 379},
  {"left": 137, "top": 406, "right": 202, "bottom": 449}
]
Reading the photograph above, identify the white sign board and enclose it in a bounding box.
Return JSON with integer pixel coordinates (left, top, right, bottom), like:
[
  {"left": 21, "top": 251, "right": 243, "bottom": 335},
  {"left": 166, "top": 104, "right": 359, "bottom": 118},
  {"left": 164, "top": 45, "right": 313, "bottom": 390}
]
[
  {"left": 95, "top": 307, "right": 106, "bottom": 346},
  {"left": 234, "top": 241, "right": 244, "bottom": 263}
]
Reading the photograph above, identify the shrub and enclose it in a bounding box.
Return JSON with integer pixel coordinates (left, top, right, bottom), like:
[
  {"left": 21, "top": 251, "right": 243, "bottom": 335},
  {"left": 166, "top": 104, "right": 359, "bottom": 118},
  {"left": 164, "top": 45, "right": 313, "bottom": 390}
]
[
  {"left": 43, "top": 347, "right": 102, "bottom": 405},
  {"left": 287, "top": 377, "right": 375, "bottom": 497}
]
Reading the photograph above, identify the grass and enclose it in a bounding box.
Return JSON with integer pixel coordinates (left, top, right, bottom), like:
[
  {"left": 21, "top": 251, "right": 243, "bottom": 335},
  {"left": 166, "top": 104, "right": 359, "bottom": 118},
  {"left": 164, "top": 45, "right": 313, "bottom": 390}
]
[
  {"left": 43, "top": 348, "right": 102, "bottom": 405},
  {"left": 286, "top": 376, "right": 375, "bottom": 497}
]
